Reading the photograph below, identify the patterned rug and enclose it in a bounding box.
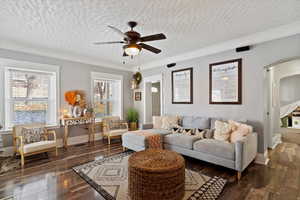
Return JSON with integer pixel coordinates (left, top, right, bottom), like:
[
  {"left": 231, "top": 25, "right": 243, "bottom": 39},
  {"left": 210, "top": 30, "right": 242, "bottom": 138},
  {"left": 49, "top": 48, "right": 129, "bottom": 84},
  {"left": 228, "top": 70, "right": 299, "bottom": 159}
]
[{"left": 73, "top": 151, "right": 227, "bottom": 200}]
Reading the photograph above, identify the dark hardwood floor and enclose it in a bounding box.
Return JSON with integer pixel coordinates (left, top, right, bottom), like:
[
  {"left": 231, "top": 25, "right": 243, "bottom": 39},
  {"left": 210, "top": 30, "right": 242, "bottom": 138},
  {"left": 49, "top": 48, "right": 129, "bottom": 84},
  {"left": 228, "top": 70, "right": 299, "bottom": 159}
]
[{"left": 0, "top": 139, "right": 299, "bottom": 200}]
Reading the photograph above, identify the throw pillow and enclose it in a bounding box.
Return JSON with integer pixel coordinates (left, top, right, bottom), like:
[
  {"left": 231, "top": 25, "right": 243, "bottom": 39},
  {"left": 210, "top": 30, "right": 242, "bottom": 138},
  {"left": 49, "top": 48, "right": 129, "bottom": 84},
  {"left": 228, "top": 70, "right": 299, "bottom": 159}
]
[
  {"left": 228, "top": 120, "right": 253, "bottom": 143},
  {"left": 109, "top": 120, "right": 127, "bottom": 130},
  {"left": 21, "top": 127, "right": 45, "bottom": 144},
  {"left": 171, "top": 126, "right": 194, "bottom": 136},
  {"left": 213, "top": 120, "right": 232, "bottom": 142},
  {"left": 161, "top": 116, "right": 179, "bottom": 130},
  {"left": 194, "top": 129, "right": 215, "bottom": 139},
  {"left": 194, "top": 128, "right": 205, "bottom": 138},
  {"left": 153, "top": 116, "right": 163, "bottom": 129}
]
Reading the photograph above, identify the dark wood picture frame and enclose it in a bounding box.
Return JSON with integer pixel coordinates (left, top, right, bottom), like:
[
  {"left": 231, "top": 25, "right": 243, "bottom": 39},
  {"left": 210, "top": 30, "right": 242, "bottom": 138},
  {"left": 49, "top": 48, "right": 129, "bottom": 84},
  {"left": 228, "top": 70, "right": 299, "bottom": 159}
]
[
  {"left": 209, "top": 58, "right": 242, "bottom": 104},
  {"left": 134, "top": 91, "right": 141, "bottom": 101},
  {"left": 172, "top": 67, "right": 193, "bottom": 104}
]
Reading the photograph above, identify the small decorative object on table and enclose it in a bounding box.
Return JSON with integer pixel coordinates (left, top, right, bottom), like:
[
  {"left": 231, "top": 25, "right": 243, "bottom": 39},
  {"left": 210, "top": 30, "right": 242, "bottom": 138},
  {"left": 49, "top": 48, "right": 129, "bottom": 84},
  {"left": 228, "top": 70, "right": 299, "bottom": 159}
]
[
  {"left": 64, "top": 90, "right": 87, "bottom": 117},
  {"left": 126, "top": 108, "right": 139, "bottom": 131}
]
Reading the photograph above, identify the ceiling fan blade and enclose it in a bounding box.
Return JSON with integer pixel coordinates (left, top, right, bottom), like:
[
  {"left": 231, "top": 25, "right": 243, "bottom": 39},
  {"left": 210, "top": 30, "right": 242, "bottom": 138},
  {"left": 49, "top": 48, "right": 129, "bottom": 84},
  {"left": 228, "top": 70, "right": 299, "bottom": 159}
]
[
  {"left": 123, "top": 52, "right": 128, "bottom": 57},
  {"left": 139, "top": 43, "right": 161, "bottom": 54},
  {"left": 139, "top": 33, "right": 166, "bottom": 42},
  {"left": 108, "top": 25, "right": 129, "bottom": 39},
  {"left": 94, "top": 41, "right": 124, "bottom": 45}
]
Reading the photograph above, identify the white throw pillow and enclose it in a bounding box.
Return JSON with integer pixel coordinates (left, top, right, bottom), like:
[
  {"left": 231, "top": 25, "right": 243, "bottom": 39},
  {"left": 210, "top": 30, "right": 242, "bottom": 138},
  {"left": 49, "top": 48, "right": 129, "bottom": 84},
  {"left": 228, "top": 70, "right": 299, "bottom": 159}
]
[
  {"left": 153, "top": 116, "right": 163, "bottom": 129},
  {"left": 213, "top": 120, "right": 232, "bottom": 142},
  {"left": 161, "top": 116, "right": 179, "bottom": 130}
]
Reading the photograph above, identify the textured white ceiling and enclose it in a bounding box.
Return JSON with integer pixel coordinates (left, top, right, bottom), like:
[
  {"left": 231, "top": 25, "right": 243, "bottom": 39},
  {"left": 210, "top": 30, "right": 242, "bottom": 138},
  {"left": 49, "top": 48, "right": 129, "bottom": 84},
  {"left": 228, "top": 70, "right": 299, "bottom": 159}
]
[{"left": 0, "top": 0, "right": 300, "bottom": 69}]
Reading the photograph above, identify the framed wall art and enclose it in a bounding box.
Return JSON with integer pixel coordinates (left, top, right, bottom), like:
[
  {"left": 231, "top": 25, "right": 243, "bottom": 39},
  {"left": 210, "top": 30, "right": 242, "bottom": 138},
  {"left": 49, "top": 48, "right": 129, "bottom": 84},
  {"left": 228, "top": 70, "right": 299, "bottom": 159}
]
[
  {"left": 209, "top": 58, "right": 242, "bottom": 104},
  {"left": 172, "top": 67, "right": 193, "bottom": 104},
  {"left": 134, "top": 91, "right": 141, "bottom": 101}
]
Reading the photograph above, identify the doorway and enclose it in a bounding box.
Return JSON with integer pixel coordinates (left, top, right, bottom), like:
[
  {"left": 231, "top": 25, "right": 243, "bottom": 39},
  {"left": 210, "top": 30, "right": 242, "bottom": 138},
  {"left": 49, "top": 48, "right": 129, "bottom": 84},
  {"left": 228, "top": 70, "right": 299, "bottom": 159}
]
[
  {"left": 265, "top": 58, "right": 300, "bottom": 148},
  {"left": 143, "top": 74, "right": 164, "bottom": 124}
]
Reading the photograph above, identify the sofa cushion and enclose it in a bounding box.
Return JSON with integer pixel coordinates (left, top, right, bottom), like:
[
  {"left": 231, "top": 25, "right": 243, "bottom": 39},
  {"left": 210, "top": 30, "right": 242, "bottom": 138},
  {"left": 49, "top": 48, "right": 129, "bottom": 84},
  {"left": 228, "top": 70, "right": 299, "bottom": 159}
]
[
  {"left": 164, "top": 134, "right": 201, "bottom": 149},
  {"left": 193, "top": 139, "right": 235, "bottom": 160},
  {"left": 182, "top": 116, "right": 210, "bottom": 129}
]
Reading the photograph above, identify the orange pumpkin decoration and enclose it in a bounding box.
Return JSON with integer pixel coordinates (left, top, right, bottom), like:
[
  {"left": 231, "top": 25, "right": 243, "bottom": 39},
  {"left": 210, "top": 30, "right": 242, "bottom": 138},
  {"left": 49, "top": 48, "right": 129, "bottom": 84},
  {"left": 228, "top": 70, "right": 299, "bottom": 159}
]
[{"left": 65, "top": 91, "right": 76, "bottom": 106}]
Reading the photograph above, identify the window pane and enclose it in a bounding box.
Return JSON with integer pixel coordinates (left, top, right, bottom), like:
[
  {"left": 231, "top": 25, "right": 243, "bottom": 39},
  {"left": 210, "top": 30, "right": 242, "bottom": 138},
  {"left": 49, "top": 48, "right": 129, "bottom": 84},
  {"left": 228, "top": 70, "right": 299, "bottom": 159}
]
[
  {"left": 93, "top": 79, "right": 121, "bottom": 119},
  {"left": 11, "top": 70, "right": 49, "bottom": 98},
  {"left": 13, "top": 101, "right": 48, "bottom": 125}
]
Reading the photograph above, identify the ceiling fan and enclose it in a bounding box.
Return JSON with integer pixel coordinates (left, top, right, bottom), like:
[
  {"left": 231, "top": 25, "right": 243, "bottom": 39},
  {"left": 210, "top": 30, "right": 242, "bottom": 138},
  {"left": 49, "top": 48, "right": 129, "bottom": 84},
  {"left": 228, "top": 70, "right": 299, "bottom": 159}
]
[{"left": 94, "top": 21, "right": 166, "bottom": 57}]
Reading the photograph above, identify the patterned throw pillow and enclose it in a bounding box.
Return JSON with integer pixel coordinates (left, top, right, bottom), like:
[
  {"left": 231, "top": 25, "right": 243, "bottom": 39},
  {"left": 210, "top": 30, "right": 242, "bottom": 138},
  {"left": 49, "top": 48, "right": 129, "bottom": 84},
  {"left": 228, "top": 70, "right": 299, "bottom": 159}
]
[
  {"left": 171, "top": 126, "right": 194, "bottom": 136},
  {"left": 213, "top": 120, "right": 232, "bottom": 142},
  {"left": 21, "top": 127, "right": 45, "bottom": 144},
  {"left": 109, "top": 120, "right": 127, "bottom": 130},
  {"left": 194, "top": 129, "right": 214, "bottom": 139}
]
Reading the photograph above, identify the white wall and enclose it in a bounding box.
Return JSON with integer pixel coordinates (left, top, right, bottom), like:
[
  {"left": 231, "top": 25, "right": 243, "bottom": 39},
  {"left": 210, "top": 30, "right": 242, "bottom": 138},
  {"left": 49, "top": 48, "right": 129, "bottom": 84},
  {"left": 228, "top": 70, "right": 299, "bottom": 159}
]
[
  {"left": 280, "top": 75, "right": 300, "bottom": 106},
  {"left": 136, "top": 34, "right": 300, "bottom": 153},
  {"left": 0, "top": 48, "right": 133, "bottom": 147}
]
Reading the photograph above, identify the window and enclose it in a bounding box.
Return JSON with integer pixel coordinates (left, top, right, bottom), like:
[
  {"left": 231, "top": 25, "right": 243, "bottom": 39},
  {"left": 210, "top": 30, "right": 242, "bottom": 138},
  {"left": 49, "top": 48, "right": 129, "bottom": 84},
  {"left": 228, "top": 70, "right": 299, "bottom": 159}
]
[
  {"left": 91, "top": 72, "right": 123, "bottom": 121},
  {"left": 0, "top": 59, "right": 59, "bottom": 130}
]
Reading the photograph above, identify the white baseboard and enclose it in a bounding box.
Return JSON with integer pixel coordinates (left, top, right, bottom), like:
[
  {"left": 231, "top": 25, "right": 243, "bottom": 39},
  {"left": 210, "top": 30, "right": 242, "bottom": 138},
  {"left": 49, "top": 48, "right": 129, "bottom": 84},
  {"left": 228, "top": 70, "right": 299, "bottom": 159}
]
[{"left": 255, "top": 150, "right": 269, "bottom": 165}]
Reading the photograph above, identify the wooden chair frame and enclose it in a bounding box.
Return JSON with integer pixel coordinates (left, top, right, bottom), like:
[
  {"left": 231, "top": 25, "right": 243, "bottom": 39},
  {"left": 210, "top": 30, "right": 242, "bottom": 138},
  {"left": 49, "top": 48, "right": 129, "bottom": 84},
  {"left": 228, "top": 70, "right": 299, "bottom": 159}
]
[{"left": 13, "top": 125, "right": 58, "bottom": 167}]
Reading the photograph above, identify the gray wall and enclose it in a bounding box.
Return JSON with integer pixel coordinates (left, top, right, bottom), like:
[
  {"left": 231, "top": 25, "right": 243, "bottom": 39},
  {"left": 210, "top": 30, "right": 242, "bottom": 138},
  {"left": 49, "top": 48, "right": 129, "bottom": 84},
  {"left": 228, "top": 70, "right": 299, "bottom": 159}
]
[
  {"left": 0, "top": 48, "right": 133, "bottom": 147},
  {"left": 280, "top": 74, "right": 300, "bottom": 106},
  {"left": 136, "top": 34, "right": 300, "bottom": 154}
]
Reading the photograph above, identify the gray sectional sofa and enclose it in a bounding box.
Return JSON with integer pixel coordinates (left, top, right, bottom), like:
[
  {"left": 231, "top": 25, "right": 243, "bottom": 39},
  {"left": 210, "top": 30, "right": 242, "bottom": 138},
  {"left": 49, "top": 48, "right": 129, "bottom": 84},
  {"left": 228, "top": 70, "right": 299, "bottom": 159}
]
[{"left": 122, "top": 116, "right": 258, "bottom": 180}]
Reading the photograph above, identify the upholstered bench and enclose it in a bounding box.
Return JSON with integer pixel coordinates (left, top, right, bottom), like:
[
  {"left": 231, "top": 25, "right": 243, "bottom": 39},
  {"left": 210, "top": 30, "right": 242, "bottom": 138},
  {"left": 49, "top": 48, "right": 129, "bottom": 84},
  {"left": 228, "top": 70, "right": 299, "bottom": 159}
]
[{"left": 122, "top": 129, "right": 172, "bottom": 151}]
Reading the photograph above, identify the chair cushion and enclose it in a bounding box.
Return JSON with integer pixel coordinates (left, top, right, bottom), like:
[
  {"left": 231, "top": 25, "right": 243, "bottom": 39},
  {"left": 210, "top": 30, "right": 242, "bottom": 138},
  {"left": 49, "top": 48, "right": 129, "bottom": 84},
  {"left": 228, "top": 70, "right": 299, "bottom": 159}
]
[
  {"left": 193, "top": 139, "right": 235, "bottom": 160},
  {"left": 164, "top": 134, "right": 201, "bottom": 149},
  {"left": 21, "top": 141, "right": 56, "bottom": 154},
  {"left": 107, "top": 129, "right": 128, "bottom": 136}
]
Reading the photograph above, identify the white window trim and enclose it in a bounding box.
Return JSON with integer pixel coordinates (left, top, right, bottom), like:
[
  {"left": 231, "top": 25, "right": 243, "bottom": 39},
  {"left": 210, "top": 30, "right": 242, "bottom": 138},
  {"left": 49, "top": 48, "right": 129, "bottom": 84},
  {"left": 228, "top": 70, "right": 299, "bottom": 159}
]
[
  {"left": 0, "top": 58, "right": 60, "bottom": 131},
  {"left": 91, "top": 72, "right": 124, "bottom": 121}
]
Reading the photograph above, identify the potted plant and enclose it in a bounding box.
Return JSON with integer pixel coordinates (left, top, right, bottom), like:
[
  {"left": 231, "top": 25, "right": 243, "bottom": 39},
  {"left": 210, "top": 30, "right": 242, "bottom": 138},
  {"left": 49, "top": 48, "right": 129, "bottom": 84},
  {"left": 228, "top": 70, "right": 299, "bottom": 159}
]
[{"left": 126, "top": 108, "right": 139, "bottom": 131}]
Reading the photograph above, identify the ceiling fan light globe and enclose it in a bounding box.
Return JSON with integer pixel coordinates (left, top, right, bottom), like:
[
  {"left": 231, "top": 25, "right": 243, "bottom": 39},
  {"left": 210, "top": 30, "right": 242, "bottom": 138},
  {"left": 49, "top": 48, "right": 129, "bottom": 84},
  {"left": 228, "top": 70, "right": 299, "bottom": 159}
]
[{"left": 124, "top": 44, "right": 141, "bottom": 56}]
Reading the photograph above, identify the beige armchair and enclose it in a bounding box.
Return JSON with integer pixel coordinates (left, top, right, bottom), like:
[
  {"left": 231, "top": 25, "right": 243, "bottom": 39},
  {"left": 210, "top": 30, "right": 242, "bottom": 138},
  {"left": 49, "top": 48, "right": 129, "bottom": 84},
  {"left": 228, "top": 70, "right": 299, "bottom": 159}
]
[
  {"left": 102, "top": 116, "right": 128, "bottom": 144},
  {"left": 13, "top": 123, "right": 58, "bottom": 167}
]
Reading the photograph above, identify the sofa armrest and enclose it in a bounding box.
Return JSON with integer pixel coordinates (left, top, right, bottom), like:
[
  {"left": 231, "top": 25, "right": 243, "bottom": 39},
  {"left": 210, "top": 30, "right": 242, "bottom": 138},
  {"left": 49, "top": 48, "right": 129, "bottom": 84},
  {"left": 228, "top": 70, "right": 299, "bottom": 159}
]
[
  {"left": 141, "top": 124, "right": 153, "bottom": 130},
  {"left": 235, "top": 132, "right": 258, "bottom": 172}
]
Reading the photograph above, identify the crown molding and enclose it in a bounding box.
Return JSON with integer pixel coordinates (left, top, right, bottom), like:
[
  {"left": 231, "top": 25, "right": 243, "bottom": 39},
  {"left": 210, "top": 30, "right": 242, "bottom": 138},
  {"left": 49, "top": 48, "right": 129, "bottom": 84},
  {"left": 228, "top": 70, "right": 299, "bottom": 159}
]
[
  {"left": 137, "top": 20, "right": 300, "bottom": 71},
  {"left": 0, "top": 40, "right": 133, "bottom": 72}
]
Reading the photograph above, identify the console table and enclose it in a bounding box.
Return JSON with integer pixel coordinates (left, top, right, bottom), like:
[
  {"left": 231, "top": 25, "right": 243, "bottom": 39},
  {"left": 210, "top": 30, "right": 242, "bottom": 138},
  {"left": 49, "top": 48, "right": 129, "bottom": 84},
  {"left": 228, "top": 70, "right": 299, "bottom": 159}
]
[{"left": 61, "top": 117, "right": 95, "bottom": 149}]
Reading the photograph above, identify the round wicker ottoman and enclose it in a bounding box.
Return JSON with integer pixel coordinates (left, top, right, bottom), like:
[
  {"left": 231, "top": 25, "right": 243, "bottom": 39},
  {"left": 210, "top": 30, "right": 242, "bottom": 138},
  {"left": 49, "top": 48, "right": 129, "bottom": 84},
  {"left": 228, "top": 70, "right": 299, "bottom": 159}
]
[{"left": 128, "top": 149, "right": 185, "bottom": 200}]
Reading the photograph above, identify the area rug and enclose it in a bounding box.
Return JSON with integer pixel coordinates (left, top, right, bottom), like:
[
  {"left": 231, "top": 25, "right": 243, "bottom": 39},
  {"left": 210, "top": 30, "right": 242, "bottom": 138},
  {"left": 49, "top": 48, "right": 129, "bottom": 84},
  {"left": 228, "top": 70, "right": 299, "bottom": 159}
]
[
  {"left": 73, "top": 151, "right": 227, "bottom": 200},
  {"left": 0, "top": 156, "right": 20, "bottom": 175}
]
